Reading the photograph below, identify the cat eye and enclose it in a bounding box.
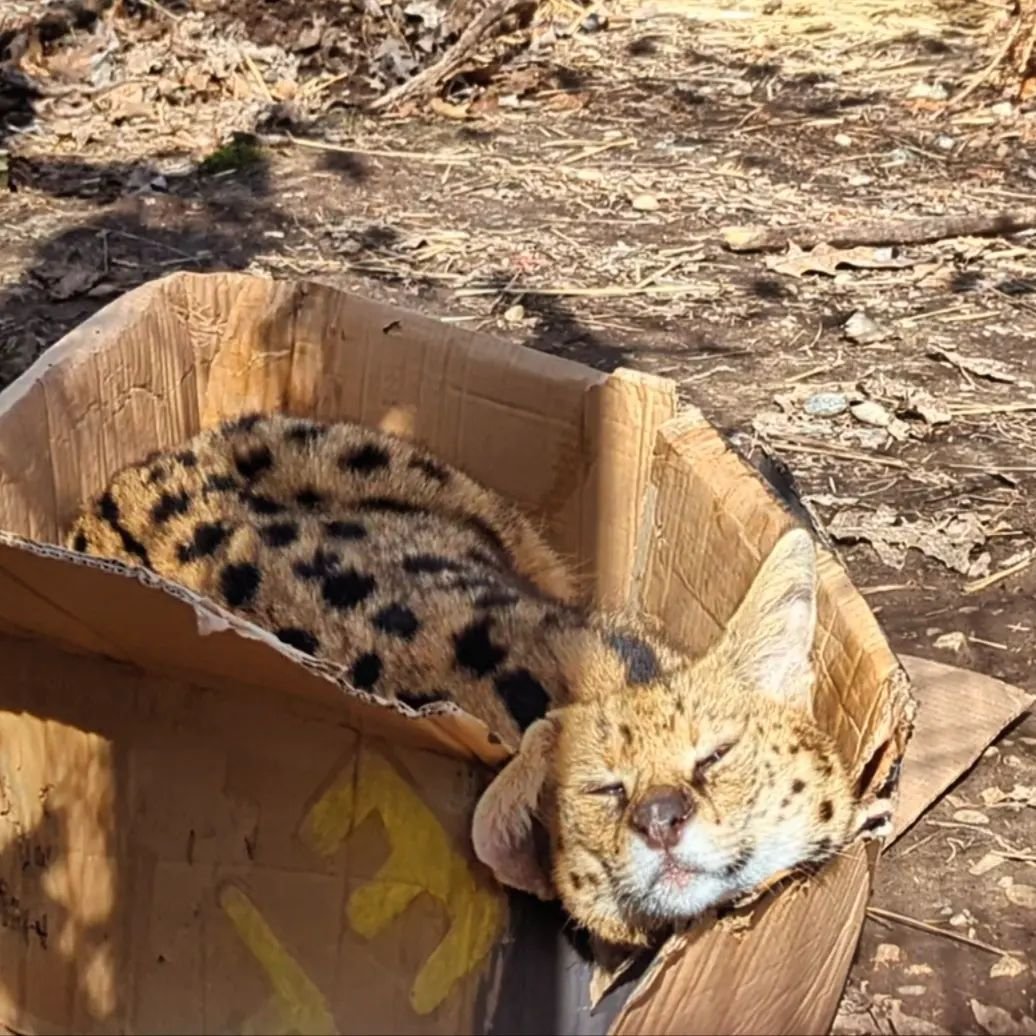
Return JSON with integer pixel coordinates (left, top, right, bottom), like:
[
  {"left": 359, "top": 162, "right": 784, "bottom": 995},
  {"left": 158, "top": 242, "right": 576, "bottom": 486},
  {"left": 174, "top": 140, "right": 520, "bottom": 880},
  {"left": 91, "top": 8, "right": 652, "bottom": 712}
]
[
  {"left": 588, "top": 782, "right": 628, "bottom": 801},
  {"left": 697, "top": 742, "right": 735, "bottom": 775}
]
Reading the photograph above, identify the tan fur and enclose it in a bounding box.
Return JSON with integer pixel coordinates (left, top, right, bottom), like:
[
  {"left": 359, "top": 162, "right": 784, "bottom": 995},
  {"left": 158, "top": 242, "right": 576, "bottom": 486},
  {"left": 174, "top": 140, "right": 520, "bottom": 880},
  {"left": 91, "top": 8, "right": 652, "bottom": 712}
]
[{"left": 65, "top": 412, "right": 890, "bottom": 948}]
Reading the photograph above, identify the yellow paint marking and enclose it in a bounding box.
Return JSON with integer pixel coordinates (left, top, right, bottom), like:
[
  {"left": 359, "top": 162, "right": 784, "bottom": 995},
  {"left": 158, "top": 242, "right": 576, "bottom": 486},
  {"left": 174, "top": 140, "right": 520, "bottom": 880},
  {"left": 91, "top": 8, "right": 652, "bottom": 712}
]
[
  {"left": 219, "top": 883, "right": 337, "bottom": 1036},
  {"left": 302, "top": 748, "right": 504, "bottom": 1015}
]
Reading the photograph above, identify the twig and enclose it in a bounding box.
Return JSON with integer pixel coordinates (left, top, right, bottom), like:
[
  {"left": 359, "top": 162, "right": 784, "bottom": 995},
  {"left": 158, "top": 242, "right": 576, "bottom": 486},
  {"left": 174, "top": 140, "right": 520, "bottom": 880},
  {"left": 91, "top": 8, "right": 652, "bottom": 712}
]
[
  {"left": 963, "top": 553, "right": 1036, "bottom": 594},
  {"left": 767, "top": 436, "right": 910, "bottom": 470},
  {"left": 866, "top": 907, "right": 1015, "bottom": 957},
  {"left": 721, "top": 212, "right": 1036, "bottom": 253},
  {"left": 454, "top": 282, "right": 711, "bottom": 299},
  {"left": 369, "top": 0, "right": 535, "bottom": 112},
  {"left": 239, "top": 47, "right": 274, "bottom": 104},
  {"left": 260, "top": 133, "right": 473, "bottom": 166},
  {"left": 949, "top": 17, "right": 1023, "bottom": 110}
]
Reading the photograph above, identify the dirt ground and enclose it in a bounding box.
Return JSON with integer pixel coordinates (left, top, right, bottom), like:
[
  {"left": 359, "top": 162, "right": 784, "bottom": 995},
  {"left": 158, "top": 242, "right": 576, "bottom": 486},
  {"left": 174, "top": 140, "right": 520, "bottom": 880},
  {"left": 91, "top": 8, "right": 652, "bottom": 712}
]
[{"left": 1, "top": 0, "right": 1035, "bottom": 1032}]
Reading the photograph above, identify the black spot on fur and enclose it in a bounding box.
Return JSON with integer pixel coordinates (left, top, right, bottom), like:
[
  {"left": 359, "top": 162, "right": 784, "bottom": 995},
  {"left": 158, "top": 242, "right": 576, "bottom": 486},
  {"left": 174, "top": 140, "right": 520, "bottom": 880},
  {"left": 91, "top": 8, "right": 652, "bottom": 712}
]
[
  {"left": 234, "top": 445, "right": 274, "bottom": 481},
  {"left": 72, "top": 531, "right": 88, "bottom": 552},
  {"left": 98, "top": 491, "right": 151, "bottom": 565},
  {"left": 465, "top": 515, "right": 508, "bottom": 557},
  {"left": 341, "top": 443, "right": 391, "bottom": 474},
  {"left": 294, "top": 548, "right": 341, "bottom": 580},
  {"left": 607, "top": 632, "right": 661, "bottom": 685},
  {"left": 789, "top": 743, "right": 800, "bottom": 755},
  {"left": 357, "top": 497, "right": 426, "bottom": 516},
  {"left": 147, "top": 465, "right": 166, "bottom": 485},
  {"left": 324, "top": 520, "right": 367, "bottom": 540},
  {"left": 322, "top": 569, "right": 377, "bottom": 611},
  {"left": 818, "top": 800, "right": 834, "bottom": 823},
  {"left": 675, "top": 697, "right": 686, "bottom": 715},
  {"left": 466, "top": 548, "right": 499, "bottom": 568},
  {"left": 569, "top": 872, "right": 584, "bottom": 891},
  {"left": 275, "top": 627, "right": 319, "bottom": 655},
  {"left": 260, "top": 521, "right": 299, "bottom": 548},
  {"left": 403, "top": 554, "right": 463, "bottom": 575},
  {"left": 814, "top": 836, "right": 833, "bottom": 856},
  {"left": 494, "top": 668, "right": 549, "bottom": 730},
  {"left": 792, "top": 779, "right": 805, "bottom": 794},
  {"left": 619, "top": 723, "right": 633, "bottom": 745},
  {"left": 475, "top": 589, "right": 520, "bottom": 610},
  {"left": 205, "top": 474, "right": 239, "bottom": 493},
  {"left": 454, "top": 617, "right": 508, "bottom": 677},
  {"left": 351, "top": 652, "right": 382, "bottom": 690},
  {"left": 240, "top": 491, "right": 285, "bottom": 516},
  {"left": 397, "top": 690, "right": 448, "bottom": 709},
  {"left": 220, "top": 562, "right": 261, "bottom": 608},
  {"left": 176, "top": 449, "right": 197, "bottom": 467},
  {"left": 722, "top": 847, "right": 754, "bottom": 878},
  {"left": 285, "top": 422, "right": 326, "bottom": 444},
  {"left": 408, "top": 456, "right": 449, "bottom": 484},
  {"left": 224, "top": 413, "right": 262, "bottom": 433},
  {"left": 373, "top": 603, "right": 420, "bottom": 640},
  {"left": 857, "top": 812, "right": 890, "bottom": 835},
  {"left": 177, "top": 521, "right": 230, "bottom": 562},
  {"left": 151, "top": 490, "right": 191, "bottom": 525},
  {"left": 295, "top": 488, "right": 324, "bottom": 510}
]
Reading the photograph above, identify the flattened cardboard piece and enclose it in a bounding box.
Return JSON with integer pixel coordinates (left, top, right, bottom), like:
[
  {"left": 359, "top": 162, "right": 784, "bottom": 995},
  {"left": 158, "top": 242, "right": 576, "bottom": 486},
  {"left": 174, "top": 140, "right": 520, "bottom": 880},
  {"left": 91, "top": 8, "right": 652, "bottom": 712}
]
[
  {"left": 888, "top": 654, "right": 1034, "bottom": 844},
  {"left": 0, "top": 271, "right": 914, "bottom": 1036},
  {"left": 0, "top": 633, "right": 504, "bottom": 1036}
]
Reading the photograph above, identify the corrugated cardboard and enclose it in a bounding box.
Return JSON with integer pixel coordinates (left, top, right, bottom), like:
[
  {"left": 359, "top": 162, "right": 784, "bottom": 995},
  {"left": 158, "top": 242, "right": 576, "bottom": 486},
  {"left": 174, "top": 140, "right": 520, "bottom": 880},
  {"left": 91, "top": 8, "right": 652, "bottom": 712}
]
[{"left": 0, "top": 271, "right": 1008, "bottom": 1036}]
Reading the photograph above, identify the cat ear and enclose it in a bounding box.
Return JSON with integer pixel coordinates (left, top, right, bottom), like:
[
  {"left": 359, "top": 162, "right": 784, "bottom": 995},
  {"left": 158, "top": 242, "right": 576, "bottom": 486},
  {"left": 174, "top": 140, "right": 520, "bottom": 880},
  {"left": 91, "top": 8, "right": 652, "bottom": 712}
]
[
  {"left": 471, "top": 716, "right": 559, "bottom": 900},
  {"left": 718, "top": 528, "right": 818, "bottom": 707}
]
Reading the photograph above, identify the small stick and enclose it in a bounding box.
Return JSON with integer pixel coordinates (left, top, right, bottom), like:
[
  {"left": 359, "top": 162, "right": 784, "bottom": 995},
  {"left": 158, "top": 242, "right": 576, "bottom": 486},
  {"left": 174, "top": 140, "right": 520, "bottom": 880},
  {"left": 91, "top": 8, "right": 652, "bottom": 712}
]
[
  {"left": 239, "top": 47, "right": 274, "bottom": 104},
  {"left": 721, "top": 211, "right": 1036, "bottom": 253},
  {"left": 866, "top": 906, "right": 1014, "bottom": 957},
  {"left": 260, "top": 133, "right": 472, "bottom": 166},
  {"left": 963, "top": 553, "right": 1035, "bottom": 594},
  {"left": 767, "top": 437, "right": 910, "bottom": 470},
  {"left": 369, "top": 0, "right": 535, "bottom": 112},
  {"left": 949, "top": 18, "right": 1023, "bottom": 110}
]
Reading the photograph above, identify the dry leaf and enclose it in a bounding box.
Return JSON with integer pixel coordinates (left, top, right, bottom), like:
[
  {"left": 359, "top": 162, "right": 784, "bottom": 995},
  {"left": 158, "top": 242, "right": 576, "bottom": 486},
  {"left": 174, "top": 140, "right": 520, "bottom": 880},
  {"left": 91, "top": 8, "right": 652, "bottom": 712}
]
[
  {"left": 428, "top": 97, "right": 470, "bottom": 119},
  {"left": 889, "top": 999, "right": 951, "bottom": 1036},
  {"left": 953, "top": 808, "right": 989, "bottom": 825},
  {"left": 874, "top": 942, "right": 901, "bottom": 967},
  {"left": 930, "top": 347, "right": 1032, "bottom": 387},
  {"left": 1004, "top": 883, "right": 1036, "bottom": 908},
  {"left": 47, "top": 265, "right": 103, "bottom": 301},
  {"left": 990, "top": 955, "right": 1027, "bottom": 979},
  {"left": 766, "top": 241, "right": 914, "bottom": 278},
  {"left": 970, "top": 852, "right": 1004, "bottom": 876},
  {"left": 970, "top": 999, "right": 1036, "bottom": 1035},
  {"left": 827, "top": 506, "right": 990, "bottom": 577}
]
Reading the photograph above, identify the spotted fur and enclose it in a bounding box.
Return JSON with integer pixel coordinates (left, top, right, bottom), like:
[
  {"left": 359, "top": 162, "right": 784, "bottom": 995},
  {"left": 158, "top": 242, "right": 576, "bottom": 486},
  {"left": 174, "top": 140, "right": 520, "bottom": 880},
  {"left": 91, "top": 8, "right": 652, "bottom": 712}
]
[{"left": 65, "top": 411, "right": 891, "bottom": 947}]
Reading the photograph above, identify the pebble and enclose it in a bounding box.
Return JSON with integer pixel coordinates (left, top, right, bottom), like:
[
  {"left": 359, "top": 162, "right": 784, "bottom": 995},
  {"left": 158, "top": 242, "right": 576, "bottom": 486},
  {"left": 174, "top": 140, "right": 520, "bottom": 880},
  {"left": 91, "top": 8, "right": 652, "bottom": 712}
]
[
  {"left": 804, "top": 392, "right": 849, "bottom": 417},
  {"left": 631, "top": 193, "right": 659, "bottom": 212}
]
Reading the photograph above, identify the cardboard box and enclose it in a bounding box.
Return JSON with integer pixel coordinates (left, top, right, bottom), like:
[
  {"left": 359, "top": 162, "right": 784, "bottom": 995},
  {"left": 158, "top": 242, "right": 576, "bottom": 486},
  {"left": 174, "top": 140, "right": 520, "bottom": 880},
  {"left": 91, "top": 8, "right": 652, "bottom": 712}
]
[{"left": 0, "top": 271, "right": 946, "bottom": 1034}]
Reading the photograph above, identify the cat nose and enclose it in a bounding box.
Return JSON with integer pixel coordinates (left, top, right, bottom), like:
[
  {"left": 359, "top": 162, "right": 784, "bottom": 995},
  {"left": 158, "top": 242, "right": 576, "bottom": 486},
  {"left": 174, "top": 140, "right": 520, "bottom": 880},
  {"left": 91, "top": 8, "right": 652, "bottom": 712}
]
[{"left": 630, "top": 786, "right": 693, "bottom": 850}]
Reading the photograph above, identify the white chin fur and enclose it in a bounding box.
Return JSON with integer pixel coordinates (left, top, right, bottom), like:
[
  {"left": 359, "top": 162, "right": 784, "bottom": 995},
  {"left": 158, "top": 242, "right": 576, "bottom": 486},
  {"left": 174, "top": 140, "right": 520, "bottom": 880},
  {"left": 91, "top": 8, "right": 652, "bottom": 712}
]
[{"left": 625, "top": 816, "right": 814, "bottom": 921}]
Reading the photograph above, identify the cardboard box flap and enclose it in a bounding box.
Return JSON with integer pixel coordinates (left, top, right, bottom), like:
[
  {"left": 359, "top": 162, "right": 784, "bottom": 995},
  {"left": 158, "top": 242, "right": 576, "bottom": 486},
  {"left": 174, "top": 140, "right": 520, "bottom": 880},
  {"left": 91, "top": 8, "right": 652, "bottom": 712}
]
[
  {"left": 636, "top": 411, "right": 914, "bottom": 783},
  {"left": 0, "top": 531, "right": 510, "bottom": 767}
]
